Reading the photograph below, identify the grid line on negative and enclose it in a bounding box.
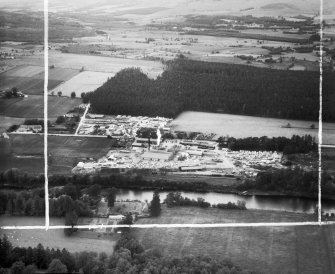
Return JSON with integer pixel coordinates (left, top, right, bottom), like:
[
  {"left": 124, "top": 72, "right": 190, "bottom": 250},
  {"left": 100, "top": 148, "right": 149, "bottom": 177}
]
[
  {"left": 44, "top": 0, "right": 50, "bottom": 229},
  {"left": 1, "top": 221, "right": 335, "bottom": 230},
  {"left": 317, "top": 0, "right": 324, "bottom": 225}
]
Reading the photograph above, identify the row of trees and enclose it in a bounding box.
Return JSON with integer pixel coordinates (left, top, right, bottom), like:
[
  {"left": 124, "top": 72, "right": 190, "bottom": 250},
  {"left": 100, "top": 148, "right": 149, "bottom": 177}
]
[
  {"left": 0, "top": 190, "right": 91, "bottom": 218},
  {"left": 164, "top": 192, "right": 246, "bottom": 210},
  {"left": 0, "top": 171, "right": 212, "bottom": 194},
  {"left": 218, "top": 135, "right": 317, "bottom": 154},
  {"left": 0, "top": 234, "right": 250, "bottom": 274},
  {"left": 86, "top": 59, "right": 335, "bottom": 121},
  {"left": 3, "top": 169, "right": 335, "bottom": 198}
]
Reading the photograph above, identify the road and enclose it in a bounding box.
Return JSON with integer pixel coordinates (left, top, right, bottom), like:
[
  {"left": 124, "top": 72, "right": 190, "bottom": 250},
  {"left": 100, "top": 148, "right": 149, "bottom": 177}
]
[{"left": 75, "top": 103, "right": 90, "bottom": 135}]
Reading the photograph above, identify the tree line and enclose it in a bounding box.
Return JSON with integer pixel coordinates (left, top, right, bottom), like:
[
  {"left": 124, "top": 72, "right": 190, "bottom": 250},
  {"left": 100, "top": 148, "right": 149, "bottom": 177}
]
[
  {"left": 0, "top": 189, "right": 92, "bottom": 218},
  {"left": 2, "top": 168, "right": 335, "bottom": 198},
  {"left": 85, "top": 59, "right": 335, "bottom": 122},
  {"left": 0, "top": 170, "right": 213, "bottom": 194},
  {"left": 218, "top": 135, "right": 317, "bottom": 154},
  {"left": 165, "top": 192, "right": 246, "bottom": 210},
  {"left": 0, "top": 234, "right": 251, "bottom": 273},
  {"left": 238, "top": 167, "right": 335, "bottom": 196}
]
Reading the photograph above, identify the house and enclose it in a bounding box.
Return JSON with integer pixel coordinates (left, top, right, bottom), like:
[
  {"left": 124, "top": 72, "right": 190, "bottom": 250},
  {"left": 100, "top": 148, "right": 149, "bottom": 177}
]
[{"left": 16, "top": 125, "right": 42, "bottom": 133}]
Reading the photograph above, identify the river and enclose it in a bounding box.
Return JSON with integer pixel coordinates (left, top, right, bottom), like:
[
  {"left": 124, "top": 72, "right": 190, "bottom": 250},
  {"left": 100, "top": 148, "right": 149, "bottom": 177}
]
[{"left": 117, "top": 189, "right": 335, "bottom": 214}]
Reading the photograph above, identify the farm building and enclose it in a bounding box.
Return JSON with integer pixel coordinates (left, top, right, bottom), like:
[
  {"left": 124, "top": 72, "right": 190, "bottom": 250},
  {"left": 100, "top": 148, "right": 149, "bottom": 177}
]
[
  {"left": 179, "top": 165, "right": 206, "bottom": 172},
  {"left": 16, "top": 125, "right": 42, "bottom": 133},
  {"left": 187, "top": 150, "right": 203, "bottom": 156}
]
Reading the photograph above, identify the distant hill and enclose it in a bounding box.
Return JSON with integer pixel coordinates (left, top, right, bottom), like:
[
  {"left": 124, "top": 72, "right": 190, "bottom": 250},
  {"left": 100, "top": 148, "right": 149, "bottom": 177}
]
[
  {"left": 261, "top": 3, "right": 300, "bottom": 11},
  {"left": 1, "top": 0, "right": 332, "bottom": 22}
]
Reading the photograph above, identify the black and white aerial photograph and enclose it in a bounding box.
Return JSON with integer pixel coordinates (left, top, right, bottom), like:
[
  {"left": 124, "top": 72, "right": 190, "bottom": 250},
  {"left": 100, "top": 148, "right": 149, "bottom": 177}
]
[{"left": 0, "top": 0, "right": 335, "bottom": 273}]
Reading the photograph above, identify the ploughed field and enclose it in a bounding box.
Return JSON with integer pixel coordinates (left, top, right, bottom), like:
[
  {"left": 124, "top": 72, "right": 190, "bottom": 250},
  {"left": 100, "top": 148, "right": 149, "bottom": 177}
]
[
  {"left": 0, "top": 217, "right": 117, "bottom": 254},
  {"left": 134, "top": 207, "right": 334, "bottom": 274},
  {"left": 0, "top": 65, "right": 79, "bottom": 95},
  {"left": 0, "top": 95, "right": 81, "bottom": 118},
  {"left": 0, "top": 134, "right": 113, "bottom": 174},
  {"left": 171, "top": 111, "right": 335, "bottom": 145}
]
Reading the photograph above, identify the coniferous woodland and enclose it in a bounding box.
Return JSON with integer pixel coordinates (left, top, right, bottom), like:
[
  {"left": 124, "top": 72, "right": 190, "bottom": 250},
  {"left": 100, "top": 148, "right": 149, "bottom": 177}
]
[
  {"left": 0, "top": 234, "right": 250, "bottom": 273},
  {"left": 86, "top": 59, "right": 335, "bottom": 121}
]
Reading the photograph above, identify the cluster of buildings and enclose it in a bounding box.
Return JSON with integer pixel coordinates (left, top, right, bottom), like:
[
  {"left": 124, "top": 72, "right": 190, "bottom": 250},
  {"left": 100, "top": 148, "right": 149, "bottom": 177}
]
[
  {"left": 15, "top": 125, "right": 42, "bottom": 133},
  {"left": 76, "top": 114, "right": 171, "bottom": 139},
  {"left": 223, "top": 149, "right": 283, "bottom": 177},
  {"left": 70, "top": 113, "right": 284, "bottom": 177},
  {"left": 0, "top": 51, "right": 15, "bottom": 59},
  {"left": 72, "top": 135, "right": 283, "bottom": 177}
]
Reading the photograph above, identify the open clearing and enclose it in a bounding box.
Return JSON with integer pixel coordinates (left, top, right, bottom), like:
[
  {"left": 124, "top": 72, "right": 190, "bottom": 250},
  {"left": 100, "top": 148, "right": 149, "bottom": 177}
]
[
  {"left": 0, "top": 134, "right": 112, "bottom": 174},
  {"left": 134, "top": 207, "right": 334, "bottom": 274},
  {"left": 0, "top": 217, "right": 117, "bottom": 254},
  {"left": 171, "top": 111, "right": 335, "bottom": 144},
  {"left": 0, "top": 95, "right": 81, "bottom": 118},
  {"left": 49, "top": 71, "right": 112, "bottom": 97},
  {"left": 0, "top": 65, "right": 79, "bottom": 95}
]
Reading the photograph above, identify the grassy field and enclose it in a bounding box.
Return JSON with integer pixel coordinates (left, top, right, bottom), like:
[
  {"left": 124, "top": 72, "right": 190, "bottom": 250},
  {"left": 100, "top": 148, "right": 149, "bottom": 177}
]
[
  {"left": 0, "top": 134, "right": 113, "bottom": 174},
  {"left": 134, "top": 207, "right": 334, "bottom": 274},
  {"left": 0, "top": 95, "right": 81, "bottom": 118},
  {"left": 0, "top": 217, "right": 117, "bottom": 254},
  {"left": 49, "top": 71, "right": 112, "bottom": 97},
  {"left": 0, "top": 115, "right": 25, "bottom": 133},
  {"left": 171, "top": 111, "right": 335, "bottom": 144},
  {"left": 47, "top": 135, "right": 113, "bottom": 174},
  {"left": 0, "top": 65, "right": 79, "bottom": 95}
]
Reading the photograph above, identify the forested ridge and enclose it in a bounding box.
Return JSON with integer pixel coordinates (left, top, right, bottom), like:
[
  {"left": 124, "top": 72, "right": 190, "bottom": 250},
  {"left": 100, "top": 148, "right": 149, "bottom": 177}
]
[{"left": 87, "top": 59, "right": 335, "bottom": 121}]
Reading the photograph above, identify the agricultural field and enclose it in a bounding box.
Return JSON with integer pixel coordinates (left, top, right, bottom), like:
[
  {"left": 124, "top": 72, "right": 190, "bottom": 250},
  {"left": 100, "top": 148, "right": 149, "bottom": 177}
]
[
  {"left": 0, "top": 65, "right": 80, "bottom": 95},
  {"left": 0, "top": 134, "right": 113, "bottom": 175},
  {"left": 0, "top": 217, "right": 118, "bottom": 254},
  {"left": 0, "top": 115, "right": 25, "bottom": 133},
  {"left": 2, "top": 50, "right": 164, "bottom": 79},
  {"left": 134, "top": 207, "right": 335, "bottom": 274},
  {"left": 47, "top": 135, "right": 113, "bottom": 174},
  {"left": 0, "top": 95, "right": 81, "bottom": 118},
  {"left": 49, "top": 71, "right": 112, "bottom": 97},
  {"left": 170, "top": 111, "right": 335, "bottom": 145},
  {"left": 70, "top": 28, "right": 320, "bottom": 71}
]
